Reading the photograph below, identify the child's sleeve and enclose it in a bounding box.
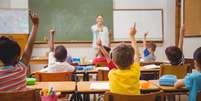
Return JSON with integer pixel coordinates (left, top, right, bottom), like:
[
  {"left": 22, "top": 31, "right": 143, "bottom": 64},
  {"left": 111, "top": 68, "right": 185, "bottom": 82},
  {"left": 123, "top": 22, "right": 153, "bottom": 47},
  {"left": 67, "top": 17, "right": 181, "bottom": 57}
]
[
  {"left": 184, "top": 73, "right": 193, "bottom": 89},
  {"left": 48, "top": 52, "right": 56, "bottom": 65},
  {"left": 107, "top": 61, "right": 117, "bottom": 70}
]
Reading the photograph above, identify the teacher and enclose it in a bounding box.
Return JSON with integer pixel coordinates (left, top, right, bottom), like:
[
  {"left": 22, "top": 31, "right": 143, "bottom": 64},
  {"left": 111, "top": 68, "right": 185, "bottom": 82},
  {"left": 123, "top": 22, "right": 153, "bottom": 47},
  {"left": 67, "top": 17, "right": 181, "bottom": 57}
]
[{"left": 91, "top": 15, "right": 110, "bottom": 48}]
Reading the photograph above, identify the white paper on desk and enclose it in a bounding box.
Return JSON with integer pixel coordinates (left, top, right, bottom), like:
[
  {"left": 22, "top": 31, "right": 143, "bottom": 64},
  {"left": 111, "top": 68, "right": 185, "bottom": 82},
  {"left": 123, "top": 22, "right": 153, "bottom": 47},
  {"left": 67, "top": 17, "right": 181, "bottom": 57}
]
[
  {"left": 95, "top": 67, "right": 109, "bottom": 71},
  {"left": 90, "top": 82, "right": 110, "bottom": 90},
  {"left": 143, "top": 64, "right": 160, "bottom": 69}
]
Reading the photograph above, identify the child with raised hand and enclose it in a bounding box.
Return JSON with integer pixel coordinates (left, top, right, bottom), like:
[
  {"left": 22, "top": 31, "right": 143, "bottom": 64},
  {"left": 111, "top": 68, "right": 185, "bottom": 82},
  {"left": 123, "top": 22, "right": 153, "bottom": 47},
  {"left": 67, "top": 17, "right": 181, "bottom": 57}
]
[
  {"left": 174, "top": 47, "right": 201, "bottom": 101},
  {"left": 165, "top": 25, "right": 185, "bottom": 65},
  {"left": 95, "top": 39, "right": 117, "bottom": 70},
  {"left": 0, "top": 11, "right": 39, "bottom": 91},
  {"left": 142, "top": 32, "right": 157, "bottom": 62},
  {"left": 40, "top": 29, "right": 74, "bottom": 72},
  {"left": 108, "top": 23, "right": 141, "bottom": 95}
]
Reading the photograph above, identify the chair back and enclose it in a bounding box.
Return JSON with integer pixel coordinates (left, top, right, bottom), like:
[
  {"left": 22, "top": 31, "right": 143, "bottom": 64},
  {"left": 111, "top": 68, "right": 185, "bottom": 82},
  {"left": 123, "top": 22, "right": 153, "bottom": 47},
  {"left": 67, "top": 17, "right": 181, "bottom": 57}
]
[
  {"left": 184, "top": 58, "right": 195, "bottom": 69},
  {"left": 160, "top": 64, "right": 191, "bottom": 79},
  {"left": 197, "top": 91, "right": 201, "bottom": 101},
  {"left": 35, "top": 72, "right": 73, "bottom": 82},
  {"left": 97, "top": 70, "right": 109, "bottom": 81},
  {"left": 0, "top": 89, "right": 40, "bottom": 101},
  {"left": 104, "top": 92, "right": 161, "bottom": 101}
]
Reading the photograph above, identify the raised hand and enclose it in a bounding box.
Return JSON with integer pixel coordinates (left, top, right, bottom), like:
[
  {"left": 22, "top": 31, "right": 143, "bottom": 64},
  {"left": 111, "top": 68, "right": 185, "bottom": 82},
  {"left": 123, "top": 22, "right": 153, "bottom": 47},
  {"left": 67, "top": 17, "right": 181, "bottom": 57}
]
[
  {"left": 29, "top": 10, "right": 39, "bottom": 26},
  {"left": 144, "top": 32, "right": 149, "bottom": 37},
  {"left": 129, "top": 23, "right": 137, "bottom": 37},
  {"left": 96, "top": 38, "right": 102, "bottom": 47},
  {"left": 49, "top": 29, "right": 55, "bottom": 35}
]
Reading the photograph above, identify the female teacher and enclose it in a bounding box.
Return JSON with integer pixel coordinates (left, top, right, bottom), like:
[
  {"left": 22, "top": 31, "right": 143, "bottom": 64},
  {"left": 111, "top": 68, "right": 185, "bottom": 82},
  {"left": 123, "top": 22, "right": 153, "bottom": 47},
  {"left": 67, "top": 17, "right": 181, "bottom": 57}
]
[{"left": 91, "top": 15, "right": 110, "bottom": 49}]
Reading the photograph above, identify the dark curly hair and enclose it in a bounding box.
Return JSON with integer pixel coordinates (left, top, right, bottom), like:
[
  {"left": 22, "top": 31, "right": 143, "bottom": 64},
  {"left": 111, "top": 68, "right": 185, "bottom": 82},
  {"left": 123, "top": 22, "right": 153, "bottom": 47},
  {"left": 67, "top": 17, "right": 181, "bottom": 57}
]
[{"left": 0, "top": 36, "right": 21, "bottom": 66}]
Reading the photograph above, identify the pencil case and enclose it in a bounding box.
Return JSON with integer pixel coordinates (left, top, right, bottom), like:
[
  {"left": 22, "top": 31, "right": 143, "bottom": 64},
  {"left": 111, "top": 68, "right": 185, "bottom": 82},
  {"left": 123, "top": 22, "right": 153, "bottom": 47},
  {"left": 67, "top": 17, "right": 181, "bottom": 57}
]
[{"left": 159, "top": 75, "right": 177, "bottom": 86}]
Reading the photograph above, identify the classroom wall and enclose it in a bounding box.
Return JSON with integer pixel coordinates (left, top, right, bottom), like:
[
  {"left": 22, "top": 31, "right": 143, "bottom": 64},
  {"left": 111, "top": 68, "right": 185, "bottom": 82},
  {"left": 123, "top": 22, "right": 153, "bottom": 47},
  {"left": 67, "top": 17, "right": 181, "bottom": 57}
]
[{"left": 1, "top": 0, "right": 200, "bottom": 72}]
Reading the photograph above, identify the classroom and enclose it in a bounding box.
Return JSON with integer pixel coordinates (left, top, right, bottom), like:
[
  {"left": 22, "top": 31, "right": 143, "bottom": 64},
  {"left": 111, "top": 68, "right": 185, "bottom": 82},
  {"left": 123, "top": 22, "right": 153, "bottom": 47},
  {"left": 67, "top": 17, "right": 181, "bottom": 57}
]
[{"left": 0, "top": 0, "right": 201, "bottom": 101}]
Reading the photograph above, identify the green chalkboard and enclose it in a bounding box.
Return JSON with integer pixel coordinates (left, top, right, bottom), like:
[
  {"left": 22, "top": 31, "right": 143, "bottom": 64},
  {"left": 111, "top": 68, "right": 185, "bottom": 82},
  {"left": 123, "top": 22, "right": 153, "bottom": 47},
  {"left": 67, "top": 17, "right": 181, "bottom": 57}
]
[{"left": 29, "top": 0, "right": 113, "bottom": 42}]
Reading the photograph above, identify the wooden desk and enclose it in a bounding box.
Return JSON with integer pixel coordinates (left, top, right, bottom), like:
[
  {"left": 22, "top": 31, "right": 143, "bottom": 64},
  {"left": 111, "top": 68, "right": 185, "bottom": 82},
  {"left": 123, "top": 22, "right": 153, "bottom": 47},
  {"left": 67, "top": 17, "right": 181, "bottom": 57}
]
[
  {"left": 30, "top": 57, "right": 48, "bottom": 64},
  {"left": 149, "top": 80, "right": 188, "bottom": 92},
  {"left": 77, "top": 81, "right": 160, "bottom": 93},
  {"left": 27, "top": 81, "right": 75, "bottom": 93}
]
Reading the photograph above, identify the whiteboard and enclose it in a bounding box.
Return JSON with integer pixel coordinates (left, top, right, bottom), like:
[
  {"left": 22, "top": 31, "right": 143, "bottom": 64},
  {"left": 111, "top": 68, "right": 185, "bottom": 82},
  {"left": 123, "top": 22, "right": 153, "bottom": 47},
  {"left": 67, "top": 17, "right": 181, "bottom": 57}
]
[
  {"left": 113, "top": 10, "right": 163, "bottom": 41},
  {"left": 0, "top": 9, "right": 29, "bottom": 34}
]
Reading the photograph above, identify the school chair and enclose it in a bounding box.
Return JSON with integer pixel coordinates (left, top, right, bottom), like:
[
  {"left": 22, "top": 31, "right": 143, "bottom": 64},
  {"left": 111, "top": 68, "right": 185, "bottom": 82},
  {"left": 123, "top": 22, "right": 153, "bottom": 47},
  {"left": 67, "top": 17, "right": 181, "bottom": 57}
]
[
  {"left": 184, "top": 58, "right": 195, "bottom": 69},
  {"left": 34, "top": 71, "right": 74, "bottom": 82},
  {"left": 197, "top": 91, "right": 201, "bottom": 101},
  {"left": 0, "top": 89, "right": 40, "bottom": 101},
  {"left": 104, "top": 92, "right": 162, "bottom": 101},
  {"left": 95, "top": 61, "right": 108, "bottom": 67},
  {"left": 160, "top": 64, "right": 191, "bottom": 79}
]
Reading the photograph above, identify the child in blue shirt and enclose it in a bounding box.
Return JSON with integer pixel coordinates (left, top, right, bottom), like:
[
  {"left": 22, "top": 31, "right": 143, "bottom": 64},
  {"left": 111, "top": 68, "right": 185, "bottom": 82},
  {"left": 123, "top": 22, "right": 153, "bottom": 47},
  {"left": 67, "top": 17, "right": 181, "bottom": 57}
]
[
  {"left": 174, "top": 47, "right": 201, "bottom": 101},
  {"left": 142, "top": 32, "right": 156, "bottom": 62}
]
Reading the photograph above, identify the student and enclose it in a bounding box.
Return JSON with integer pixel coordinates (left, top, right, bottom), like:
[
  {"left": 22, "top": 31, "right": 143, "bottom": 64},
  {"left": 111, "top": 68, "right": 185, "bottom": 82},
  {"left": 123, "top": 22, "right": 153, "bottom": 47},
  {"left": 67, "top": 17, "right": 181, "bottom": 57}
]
[
  {"left": 142, "top": 32, "right": 157, "bottom": 62},
  {"left": 174, "top": 47, "right": 201, "bottom": 101},
  {"left": 92, "top": 45, "right": 111, "bottom": 65},
  {"left": 0, "top": 11, "right": 39, "bottom": 91},
  {"left": 96, "top": 39, "right": 117, "bottom": 70},
  {"left": 108, "top": 23, "right": 140, "bottom": 95},
  {"left": 165, "top": 25, "right": 185, "bottom": 65},
  {"left": 40, "top": 29, "right": 74, "bottom": 72}
]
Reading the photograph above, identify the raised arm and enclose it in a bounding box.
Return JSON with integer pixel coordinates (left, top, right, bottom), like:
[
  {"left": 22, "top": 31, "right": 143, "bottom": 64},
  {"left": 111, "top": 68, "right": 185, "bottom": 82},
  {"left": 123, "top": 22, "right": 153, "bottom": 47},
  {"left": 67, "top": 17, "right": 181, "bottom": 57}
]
[
  {"left": 143, "top": 32, "right": 149, "bottom": 48},
  {"left": 129, "top": 23, "right": 140, "bottom": 62},
  {"left": 96, "top": 39, "right": 111, "bottom": 63},
  {"left": 178, "top": 25, "right": 185, "bottom": 51},
  {"left": 49, "top": 29, "right": 55, "bottom": 52},
  {"left": 21, "top": 11, "right": 39, "bottom": 65}
]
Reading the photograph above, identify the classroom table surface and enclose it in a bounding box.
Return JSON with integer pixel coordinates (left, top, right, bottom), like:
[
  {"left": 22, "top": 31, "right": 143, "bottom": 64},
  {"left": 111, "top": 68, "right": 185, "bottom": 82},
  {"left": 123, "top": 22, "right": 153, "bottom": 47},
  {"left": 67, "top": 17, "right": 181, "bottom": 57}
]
[
  {"left": 27, "top": 81, "right": 76, "bottom": 92},
  {"left": 148, "top": 80, "right": 188, "bottom": 92},
  {"left": 30, "top": 57, "right": 48, "bottom": 64},
  {"left": 77, "top": 81, "right": 160, "bottom": 93}
]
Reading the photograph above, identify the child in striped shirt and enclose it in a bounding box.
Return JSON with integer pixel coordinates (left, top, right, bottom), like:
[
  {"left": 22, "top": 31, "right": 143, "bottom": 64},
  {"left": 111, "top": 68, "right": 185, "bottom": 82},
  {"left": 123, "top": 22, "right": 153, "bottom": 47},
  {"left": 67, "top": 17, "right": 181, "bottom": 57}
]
[{"left": 0, "top": 11, "right": 39, "bottom": 91}]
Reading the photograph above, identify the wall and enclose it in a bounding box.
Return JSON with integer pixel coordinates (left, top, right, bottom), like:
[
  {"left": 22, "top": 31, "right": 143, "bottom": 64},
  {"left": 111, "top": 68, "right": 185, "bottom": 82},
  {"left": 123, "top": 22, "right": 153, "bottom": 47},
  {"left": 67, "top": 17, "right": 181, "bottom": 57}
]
[
  {"left": 181, "top": 0, "right": 201, "bottom": 58},
  {"left": 0, "top": 0, "right": 178, "bottom": 72},
  {"left": 33, "top": 0, "right": 177, "bottom": 61}
]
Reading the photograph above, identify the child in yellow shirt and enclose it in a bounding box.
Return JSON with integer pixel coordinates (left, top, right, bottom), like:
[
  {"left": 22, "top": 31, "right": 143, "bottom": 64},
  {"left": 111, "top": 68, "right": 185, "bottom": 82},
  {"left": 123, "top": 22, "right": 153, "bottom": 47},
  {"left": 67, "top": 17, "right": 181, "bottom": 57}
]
[{"left": 108, "top": 23, "right": 141, "bottom": 95}]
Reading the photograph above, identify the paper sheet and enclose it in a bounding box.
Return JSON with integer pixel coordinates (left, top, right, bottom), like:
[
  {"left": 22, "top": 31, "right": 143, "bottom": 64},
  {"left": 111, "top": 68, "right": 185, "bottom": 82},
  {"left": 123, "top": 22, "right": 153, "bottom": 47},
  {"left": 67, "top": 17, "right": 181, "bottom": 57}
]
[
  {"left": 90, "top": 82, "right": 110, "bottom": 90},
  {"left": 143, "top": 64, "right": 160, "bottom": 69}
]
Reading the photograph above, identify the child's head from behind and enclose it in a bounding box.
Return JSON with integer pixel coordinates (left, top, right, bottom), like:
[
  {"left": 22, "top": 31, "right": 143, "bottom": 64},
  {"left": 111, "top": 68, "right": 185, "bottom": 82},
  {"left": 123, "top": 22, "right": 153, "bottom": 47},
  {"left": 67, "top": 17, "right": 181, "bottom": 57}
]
[
  {"left": 54, "top": 45, "right": 67, "bottom": 62},
  {"left": 111, "top": 44, "right": 134, "bottom": 69},
  {"left": 0, "top": 36, "right": 21, "bottom": 66},
  {"left": 165, "top": 46, "right": 183, "bottom": 65},
  {"left": 193, "top": 47, "right": 201, "bottom": 71},
  {"left": 147, "top": 42, "right": 156, "bottom": 53}
]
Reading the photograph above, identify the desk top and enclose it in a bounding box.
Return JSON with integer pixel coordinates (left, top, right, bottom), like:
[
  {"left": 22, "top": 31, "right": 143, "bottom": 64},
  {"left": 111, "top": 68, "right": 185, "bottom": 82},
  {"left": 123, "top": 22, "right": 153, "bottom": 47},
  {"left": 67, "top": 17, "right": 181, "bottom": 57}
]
[
  {"left": 77, "top": 81, "right": 160, "bottom": 93},
  {"left": 27, "top": 81, "right": 75, "bottom": 92}
]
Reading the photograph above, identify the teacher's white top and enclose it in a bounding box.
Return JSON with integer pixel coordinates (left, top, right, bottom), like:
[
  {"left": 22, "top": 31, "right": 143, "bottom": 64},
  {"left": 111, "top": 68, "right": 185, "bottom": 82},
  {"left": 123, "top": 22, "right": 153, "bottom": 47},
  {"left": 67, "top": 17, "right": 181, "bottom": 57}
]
[{"left": 91, "top": 24, "right": 109, "bottom": 48}]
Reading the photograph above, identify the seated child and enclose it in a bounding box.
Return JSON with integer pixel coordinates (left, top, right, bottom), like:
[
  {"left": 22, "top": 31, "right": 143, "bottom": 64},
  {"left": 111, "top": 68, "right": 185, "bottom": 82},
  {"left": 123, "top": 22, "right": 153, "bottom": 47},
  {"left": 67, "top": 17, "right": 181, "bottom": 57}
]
[
  {"left": 40, "top": 29, "right": 74, "bottom": 72},
  {"left": 109, "top": 23, "right": 141, "bottom": 95},
  {"left": 165, "top": 46, "right": 183, "bottom": 65},
  {"left": 96, "top": 39, "right": 117, "bottom": 70},
  {"left": 93, "top": 45, "right": 111, "bottom": 64},
  {"left": 174, "top": 47, "right": 201, "bottom": 101},
  {"left": 165, "top": 26, "right": 185, "bottom": 65},
  {"left": 0, "top": 11, "right": 39, "bottom": 91},
  {"left": 142, "top": 32, "right": 157, "bottom": 62}
]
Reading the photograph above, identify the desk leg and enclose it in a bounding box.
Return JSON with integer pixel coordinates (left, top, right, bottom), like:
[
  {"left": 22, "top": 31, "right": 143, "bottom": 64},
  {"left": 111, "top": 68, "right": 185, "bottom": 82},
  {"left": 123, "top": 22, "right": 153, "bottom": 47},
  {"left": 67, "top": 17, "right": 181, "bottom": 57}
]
[{"left": 83, "top": 73, "right": 89, "bottom": 81}]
